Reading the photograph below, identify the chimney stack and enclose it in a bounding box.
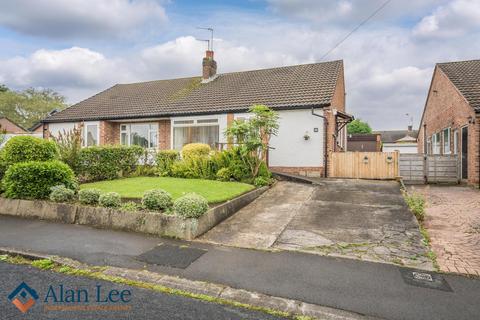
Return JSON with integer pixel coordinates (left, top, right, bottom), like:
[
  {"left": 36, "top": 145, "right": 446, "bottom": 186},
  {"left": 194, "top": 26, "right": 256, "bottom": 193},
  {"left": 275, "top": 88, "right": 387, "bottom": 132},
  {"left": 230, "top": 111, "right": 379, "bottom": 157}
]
[
  {"left": 202, "top": 50, "right": 217, "bottom": 81},
  {"left": 408, "top": 125, "right": 413, "bottom": 132}
]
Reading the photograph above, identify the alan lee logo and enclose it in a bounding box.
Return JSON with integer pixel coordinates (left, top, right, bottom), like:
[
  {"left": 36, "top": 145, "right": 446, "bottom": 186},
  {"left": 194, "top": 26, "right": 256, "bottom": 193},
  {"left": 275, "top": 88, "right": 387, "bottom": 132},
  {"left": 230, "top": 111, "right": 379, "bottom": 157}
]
[{"left": 44, "top": 284, "right": 132, "bottom": 303}]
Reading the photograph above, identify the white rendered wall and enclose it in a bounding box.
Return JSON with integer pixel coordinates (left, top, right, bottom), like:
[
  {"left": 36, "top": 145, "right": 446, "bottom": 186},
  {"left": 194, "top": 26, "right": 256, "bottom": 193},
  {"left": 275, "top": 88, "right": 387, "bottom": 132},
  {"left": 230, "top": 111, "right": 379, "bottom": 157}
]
[
  {"left": 236, "top": 109, "right": 324, "bottom": 167},
  {"left": 48, "top": 122, "right": 77, "bottom": 138},
  {"left": 383, "top": 143, "right": 418, "bottom": 154}
]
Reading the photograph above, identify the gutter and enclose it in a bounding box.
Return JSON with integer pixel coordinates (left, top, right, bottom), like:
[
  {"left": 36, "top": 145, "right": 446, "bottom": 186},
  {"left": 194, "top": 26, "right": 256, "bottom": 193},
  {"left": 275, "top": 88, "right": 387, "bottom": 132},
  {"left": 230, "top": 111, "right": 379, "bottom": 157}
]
[{"left": 311, "top": 107, "right": 329, "bottom": 178}]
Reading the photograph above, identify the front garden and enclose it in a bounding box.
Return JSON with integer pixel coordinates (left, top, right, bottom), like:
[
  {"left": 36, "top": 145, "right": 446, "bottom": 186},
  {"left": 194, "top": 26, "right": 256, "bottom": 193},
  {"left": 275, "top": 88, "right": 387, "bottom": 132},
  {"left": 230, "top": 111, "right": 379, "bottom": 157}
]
[{"left": 0, "top": 105, "right": 277, "bottom": 233}]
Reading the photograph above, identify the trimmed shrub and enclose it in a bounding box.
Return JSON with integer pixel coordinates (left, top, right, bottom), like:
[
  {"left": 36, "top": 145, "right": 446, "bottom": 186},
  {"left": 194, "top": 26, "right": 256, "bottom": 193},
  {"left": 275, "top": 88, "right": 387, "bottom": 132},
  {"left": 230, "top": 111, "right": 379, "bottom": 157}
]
[
  {"left": 142, "top": 189, "right": 173, "bottom": 211},
  {"left": 181, "top": 143, "right": 211, "bottom": 159},
  {"left": 254, "top": 176, "right": 272, "bottom": 187},
  {"left": 216, "top": 167, "right": 232, "bottom": 181},
  {"left": 49, "top": 185, "right": 75, "bottom": 203},
  {"left": 173, "top": 193, "right": 209, "bottom": 219},
  {"left": 78, "top": 188, "right": 102, "bottom": 205},
  {"left": 77, "top": 145, "right": 143, "bottom": 182},
  {"left": 98, "top": 192, "right": 121, "bottom": 208},
  {"left": 3, "top": 160, "right": 76, "bottom": 199},
  {"left": 156, "top": 150, "right": 179, "bottom": 176},
  {"left": 2, "top": 136, "right": 58, "bottom": 166}
]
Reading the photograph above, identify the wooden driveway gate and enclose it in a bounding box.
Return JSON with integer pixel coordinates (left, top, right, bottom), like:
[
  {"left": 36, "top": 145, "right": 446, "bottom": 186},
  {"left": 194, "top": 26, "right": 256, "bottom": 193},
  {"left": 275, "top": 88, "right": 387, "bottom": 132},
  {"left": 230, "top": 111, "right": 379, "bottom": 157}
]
[{"left": 329, "top": 152, "right": 399, "bottom": 180}]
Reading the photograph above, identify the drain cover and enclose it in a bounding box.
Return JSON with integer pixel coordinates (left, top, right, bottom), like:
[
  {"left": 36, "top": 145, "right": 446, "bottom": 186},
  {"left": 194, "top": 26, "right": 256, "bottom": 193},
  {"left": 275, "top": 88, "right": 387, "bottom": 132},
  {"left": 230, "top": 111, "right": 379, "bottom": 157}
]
[
  {"left": 137, "top": 244, "right": 207, "bottom": 269},
  {"left": 399, "top": 268, "right": 452, "bottom": 292}
]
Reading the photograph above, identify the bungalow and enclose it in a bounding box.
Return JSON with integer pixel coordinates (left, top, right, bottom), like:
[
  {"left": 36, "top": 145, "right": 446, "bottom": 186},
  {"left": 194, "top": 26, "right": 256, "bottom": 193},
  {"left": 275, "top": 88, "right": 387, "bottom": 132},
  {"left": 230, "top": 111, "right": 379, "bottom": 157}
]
[
  {"left": 374, "top": 126, "right": 419, "bottom": 154},
  {"left": 418, "top": 59, "right": 480, "bottom": 186},
  {"left": 42, "top": 50, "right": 351, "bottom": 177}
]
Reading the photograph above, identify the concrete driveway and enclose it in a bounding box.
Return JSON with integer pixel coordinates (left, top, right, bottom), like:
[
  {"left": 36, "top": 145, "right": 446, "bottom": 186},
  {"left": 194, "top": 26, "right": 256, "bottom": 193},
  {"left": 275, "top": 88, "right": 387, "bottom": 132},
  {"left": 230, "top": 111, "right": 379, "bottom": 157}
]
[{"left": 199, "top": 179, "right": 433, "bottom": 269}]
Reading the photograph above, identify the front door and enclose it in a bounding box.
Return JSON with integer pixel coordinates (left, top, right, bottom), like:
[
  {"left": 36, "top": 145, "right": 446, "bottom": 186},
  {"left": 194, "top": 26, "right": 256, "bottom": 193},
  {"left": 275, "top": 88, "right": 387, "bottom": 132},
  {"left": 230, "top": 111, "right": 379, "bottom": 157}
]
[{"left": 461, "top": 126, "right": 468, "bottom": 179}]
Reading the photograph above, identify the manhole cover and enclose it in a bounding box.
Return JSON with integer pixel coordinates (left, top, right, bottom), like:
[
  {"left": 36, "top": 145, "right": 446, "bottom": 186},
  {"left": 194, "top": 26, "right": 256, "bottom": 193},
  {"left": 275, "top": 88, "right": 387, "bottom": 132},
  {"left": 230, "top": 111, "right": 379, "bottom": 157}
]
[
  {"left": 399, "top": 268, "right": 452, "bottom": 292},
  {"left": 137, "top": 243, "right": 207, "bottom": 269}
]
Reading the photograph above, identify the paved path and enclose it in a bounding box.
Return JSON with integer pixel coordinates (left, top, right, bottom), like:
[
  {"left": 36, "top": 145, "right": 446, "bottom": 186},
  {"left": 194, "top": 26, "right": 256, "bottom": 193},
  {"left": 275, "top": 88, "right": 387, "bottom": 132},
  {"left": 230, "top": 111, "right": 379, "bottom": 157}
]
[
  {"left": 412, "top": 185, "right": 480, "bottom": 276},
  {"left": 0, "top": 216, "right": 479, "bottom": 320},
  {"left": 201, "top": 180, "right": 432, "bottom": 269},
  {"left": 0, "top": 262, "right": 285, "bottom": 320}
]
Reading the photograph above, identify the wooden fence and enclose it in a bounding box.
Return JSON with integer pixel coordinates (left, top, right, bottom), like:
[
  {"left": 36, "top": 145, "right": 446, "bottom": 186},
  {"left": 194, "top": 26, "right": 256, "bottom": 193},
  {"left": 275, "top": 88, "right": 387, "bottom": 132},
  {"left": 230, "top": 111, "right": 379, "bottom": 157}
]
[
  {"left": 399, "top": 154, "right": 459, "bottom": 184},
  {"left": 329, "top": 152, "right": 399, "bottom": 180}
]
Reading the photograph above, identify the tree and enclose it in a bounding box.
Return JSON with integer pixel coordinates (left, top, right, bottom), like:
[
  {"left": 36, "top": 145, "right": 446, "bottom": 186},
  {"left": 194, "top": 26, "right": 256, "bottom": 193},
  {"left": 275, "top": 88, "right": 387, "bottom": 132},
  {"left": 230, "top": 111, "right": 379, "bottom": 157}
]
[
  {"left": 51, "top": 127, "right": 83, "bottom": 173},
  {"left": 0, "top": 84, "right": 8, "bottom": 93},
  {"left": 225, "top": 105, "right": 279, "bottom": 178},
  {"left": 0, "top": 87, "right": 67, "bottom": 129},
  {"left": 347, "top": 119, "right": 372, "bottom": 134}
]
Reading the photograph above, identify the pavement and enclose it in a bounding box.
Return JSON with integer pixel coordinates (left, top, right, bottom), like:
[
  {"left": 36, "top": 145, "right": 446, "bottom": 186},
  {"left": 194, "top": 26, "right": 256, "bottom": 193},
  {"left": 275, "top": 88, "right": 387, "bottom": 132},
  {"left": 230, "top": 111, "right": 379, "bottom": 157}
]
[
  {"left": 200, "top": 179, "right": 432, "bottom": 269},
  {"left": 0, "top": 216, "right": 479, "bottom": 320},
  {"left": 411, "top": 185, "right": 480, "bottom": 276},
  {"left": 0, "top": 262, "right": 285, "bottom": 320}
]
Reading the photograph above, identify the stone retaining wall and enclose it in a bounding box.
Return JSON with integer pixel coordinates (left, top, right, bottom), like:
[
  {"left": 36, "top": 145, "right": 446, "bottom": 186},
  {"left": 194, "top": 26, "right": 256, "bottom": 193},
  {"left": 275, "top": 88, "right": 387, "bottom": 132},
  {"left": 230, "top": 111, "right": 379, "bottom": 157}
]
[{"left": 0, "top": 186, "right": 268, "bottom": 240}]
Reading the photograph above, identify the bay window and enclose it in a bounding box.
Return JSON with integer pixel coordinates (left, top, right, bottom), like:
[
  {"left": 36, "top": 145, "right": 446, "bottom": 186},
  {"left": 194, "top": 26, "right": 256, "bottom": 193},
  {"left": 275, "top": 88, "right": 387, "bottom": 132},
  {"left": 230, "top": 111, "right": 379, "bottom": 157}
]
[
  {"left": 120, "top": 123, "right": 158, "bottom": 149},
  {"left": 173, "top": 118, "right": 219, "bottom": 150}
]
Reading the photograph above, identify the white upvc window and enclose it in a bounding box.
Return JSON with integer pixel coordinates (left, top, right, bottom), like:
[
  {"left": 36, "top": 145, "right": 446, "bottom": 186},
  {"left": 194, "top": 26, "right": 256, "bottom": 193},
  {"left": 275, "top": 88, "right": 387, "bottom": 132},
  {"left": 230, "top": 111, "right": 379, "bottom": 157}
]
[
  {"left": 453, "top": 129, "right": 458, "bottom": 155},
  {"left": 443, "top": 127, "right": 451, "bottom": 154},
  {"left": 432, "top": 132, "right": 441, "bottom": 154},
  {"left": 120, "top": 123, "right": 158, "bottom": 149},
  {"left": 83, "top": 122, "right": 99, "bottom": 147},
  {"left": 172, "top": 118, "right": 220, "bottom": 150}
]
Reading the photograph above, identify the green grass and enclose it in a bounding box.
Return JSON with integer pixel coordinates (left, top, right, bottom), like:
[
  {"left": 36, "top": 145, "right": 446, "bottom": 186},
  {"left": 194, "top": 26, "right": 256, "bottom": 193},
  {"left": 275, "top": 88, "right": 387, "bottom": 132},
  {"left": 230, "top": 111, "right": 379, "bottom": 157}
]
[{"left": 80, "top": 177, "right": 254, "bottom": 204}]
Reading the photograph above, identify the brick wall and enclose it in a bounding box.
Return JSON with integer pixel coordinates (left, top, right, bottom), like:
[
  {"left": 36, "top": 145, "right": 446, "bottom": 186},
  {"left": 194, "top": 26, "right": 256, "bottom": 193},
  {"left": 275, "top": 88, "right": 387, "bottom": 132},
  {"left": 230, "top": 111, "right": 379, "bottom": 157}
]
[
  {"left": 270, "top": 166, "right": 324, "bottom": 178},
  {"left": 158, "top": 120, "right": 171, "bottom": 150},
  {"left": 100, "top": 121, "right": 120, "bottom": 145},
  {"left": 418, "top": 67, "right": 479, "bottom": 185}
]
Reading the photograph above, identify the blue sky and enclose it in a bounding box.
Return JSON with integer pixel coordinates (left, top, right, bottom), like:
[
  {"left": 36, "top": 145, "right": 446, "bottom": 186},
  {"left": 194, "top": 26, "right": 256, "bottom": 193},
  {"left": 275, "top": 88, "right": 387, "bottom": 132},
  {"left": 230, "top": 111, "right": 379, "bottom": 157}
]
[{"left": 0, "top": 0, "right": 479, "bottom": 130}]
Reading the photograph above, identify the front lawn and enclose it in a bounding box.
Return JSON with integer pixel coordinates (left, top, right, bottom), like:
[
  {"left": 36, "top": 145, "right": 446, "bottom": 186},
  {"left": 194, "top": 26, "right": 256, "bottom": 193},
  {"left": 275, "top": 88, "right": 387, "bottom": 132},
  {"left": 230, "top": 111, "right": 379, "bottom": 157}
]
[{"left": 80, "top": 177, "right": 255, "bottom": 204}]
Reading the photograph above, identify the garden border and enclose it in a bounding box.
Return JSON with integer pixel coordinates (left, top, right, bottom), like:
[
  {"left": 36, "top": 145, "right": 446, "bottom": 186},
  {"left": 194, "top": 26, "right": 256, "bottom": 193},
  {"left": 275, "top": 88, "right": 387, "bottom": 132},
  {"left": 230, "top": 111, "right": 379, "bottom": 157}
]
[{"left": 0, "top": 186, "right": 268, "bottom": 240}]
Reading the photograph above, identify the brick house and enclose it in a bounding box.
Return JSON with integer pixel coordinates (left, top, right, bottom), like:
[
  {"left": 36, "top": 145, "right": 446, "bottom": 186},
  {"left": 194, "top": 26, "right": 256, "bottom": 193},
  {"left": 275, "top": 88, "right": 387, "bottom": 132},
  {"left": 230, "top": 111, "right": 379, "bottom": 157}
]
[
  {"left": 418, "top": 59, "right": 480, "bottom": 186},
  {"left": 41, "top": 51, "right": 351, "bottom": 177},
  {"left": 0, "top": 117, "right": 28, "bottom": 134}
]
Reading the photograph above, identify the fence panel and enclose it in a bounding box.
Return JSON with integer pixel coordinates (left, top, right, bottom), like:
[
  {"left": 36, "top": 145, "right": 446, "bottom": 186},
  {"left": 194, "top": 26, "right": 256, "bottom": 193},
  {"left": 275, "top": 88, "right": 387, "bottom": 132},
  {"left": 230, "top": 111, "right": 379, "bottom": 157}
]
[
  {"left": 399, "top": 154, "right": 425, "bottom": 184},
  {"left": 330, "top": 152, "right": 399, "bottom": 179},
  {"left": 426, "top": 155, "right": 459, "bottom": 183}
]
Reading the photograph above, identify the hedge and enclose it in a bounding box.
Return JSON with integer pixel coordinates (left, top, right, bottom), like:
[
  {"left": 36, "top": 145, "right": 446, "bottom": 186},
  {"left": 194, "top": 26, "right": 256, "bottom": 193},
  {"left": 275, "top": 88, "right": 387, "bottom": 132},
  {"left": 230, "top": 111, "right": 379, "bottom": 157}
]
[
  {"left": 3, "top": 160, "right": 77, "bottom": 199},
  {"left": 77, "top": 145, "right": 143, "bottom": 181},
  {"left": 156, "top": 150, "right": 179, "bottom": 176},
  {"left": 1, "top": 136, "right": 58, "bottom": 166}
]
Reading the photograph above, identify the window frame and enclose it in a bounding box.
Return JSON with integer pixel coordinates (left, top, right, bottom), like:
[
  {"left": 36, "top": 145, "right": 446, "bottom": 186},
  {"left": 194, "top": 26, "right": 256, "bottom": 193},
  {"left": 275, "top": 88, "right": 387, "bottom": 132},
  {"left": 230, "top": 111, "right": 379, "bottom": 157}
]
[
  {"left": 442, "top": 127, "right": 451, "bottom": 154},
  {"left": 453, "top": 129, "right": 458, "bottom": 155},
  {"left": 82, "top": 121, "right": 100, "bottom": 147},
  {"left": 119, "top": 123, "right": 158, "bottom": 149},
  {"left": 171, "top": 116, "right": 221, "bottom": 150}
]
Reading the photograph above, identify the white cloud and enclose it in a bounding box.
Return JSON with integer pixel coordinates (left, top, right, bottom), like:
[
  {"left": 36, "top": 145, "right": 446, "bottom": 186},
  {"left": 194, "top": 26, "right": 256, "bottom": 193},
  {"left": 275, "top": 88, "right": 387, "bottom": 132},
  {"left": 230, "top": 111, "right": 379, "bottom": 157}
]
[
  {"left": 413, "top": 0, "right": 480, "bottom": 38},
  {"left": 0, "top": 0, "right": 167, "bottom": 39},
  {"left": 1, "top": 2, "right": 480, "bottom": 130},
  {"left": 266, "top": 0, "right": 442, "bottom": 25}
]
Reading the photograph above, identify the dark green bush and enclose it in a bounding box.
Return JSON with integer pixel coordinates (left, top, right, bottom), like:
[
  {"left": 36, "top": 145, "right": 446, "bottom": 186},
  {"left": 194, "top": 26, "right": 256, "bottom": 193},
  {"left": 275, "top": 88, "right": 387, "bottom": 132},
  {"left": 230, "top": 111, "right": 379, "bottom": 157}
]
[
  {"left": 173, "top": 193, "right": 209, "bottom": 218},
  {"left": 171, "top": 156, "right": 218, "bottom": 180},
  {"left": 98, "top": 192, "right": 121, "bottom": 208},
  {"left": 3, "top": 160, "right": 76, "bottom": 199},
  {"left": 78, "top": 188, "right": 102, "bottom": 205},
  {"left": 156, "top": 150, "right": 179, "bottom": 176},
  {"left": 1, "top": 136, "right": 58, "bottom": 166},
  {"left": 77, "top": 145, "right": 143, "bottom": 182},
  {"left": 49, "top": 185, "right": 75, "bottom": 202},
  {"left": 142, "top": 189, "right": 173, "bottom": 211}
]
